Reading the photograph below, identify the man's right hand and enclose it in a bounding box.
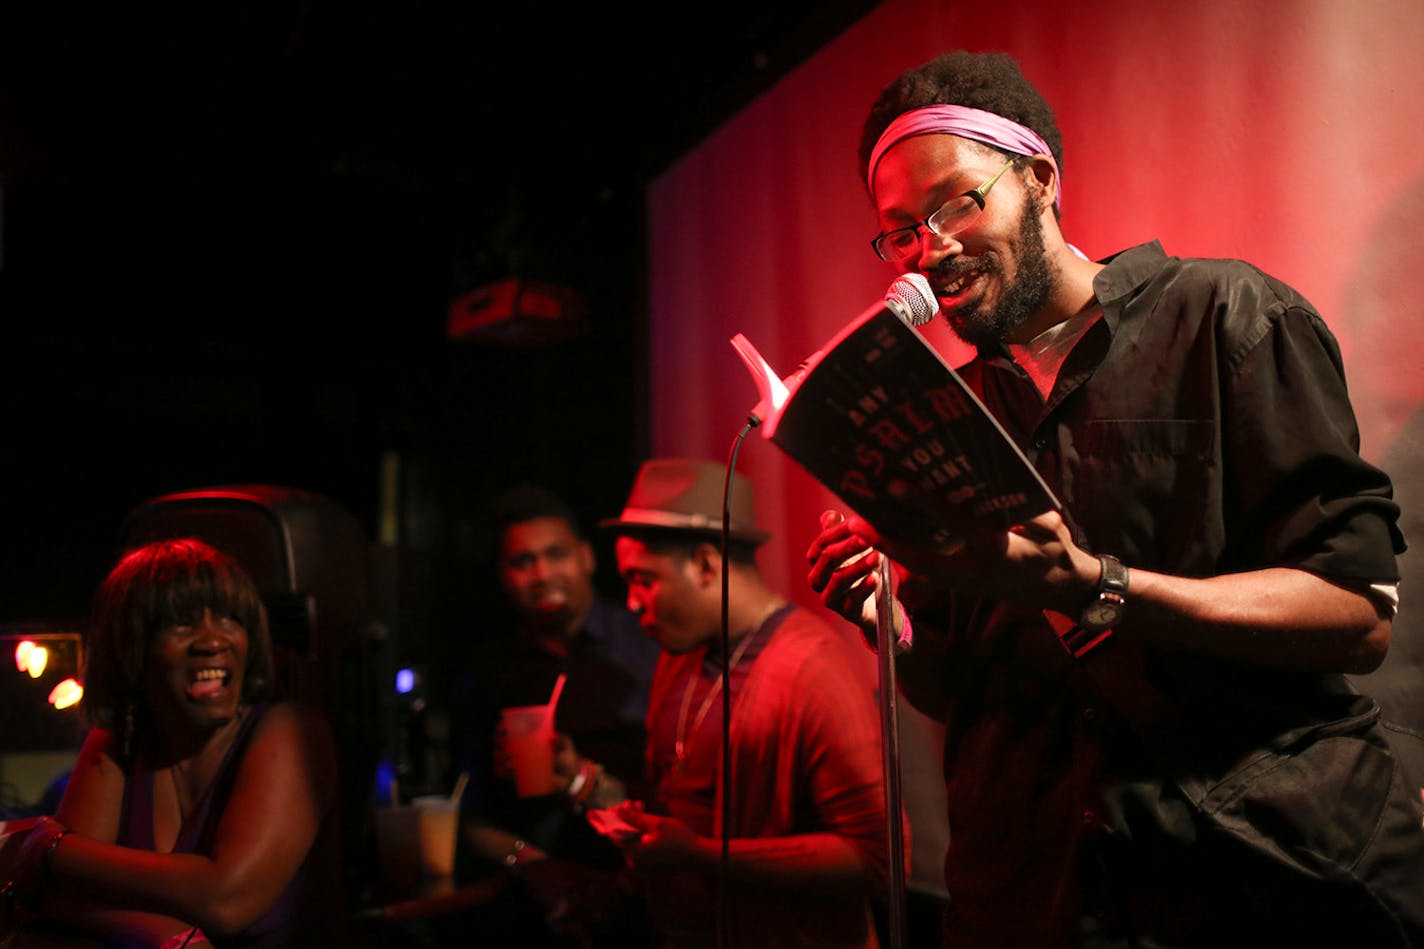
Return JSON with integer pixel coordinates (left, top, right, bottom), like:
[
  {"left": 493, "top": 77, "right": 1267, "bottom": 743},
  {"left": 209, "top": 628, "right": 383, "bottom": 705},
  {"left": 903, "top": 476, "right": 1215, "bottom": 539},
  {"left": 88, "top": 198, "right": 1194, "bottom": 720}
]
[
  {"left": 810, "top": 490, "right": 1098, "bottom": 622},
  {"left": 806, "top": 510, "right": 899, "bottom": 647}
]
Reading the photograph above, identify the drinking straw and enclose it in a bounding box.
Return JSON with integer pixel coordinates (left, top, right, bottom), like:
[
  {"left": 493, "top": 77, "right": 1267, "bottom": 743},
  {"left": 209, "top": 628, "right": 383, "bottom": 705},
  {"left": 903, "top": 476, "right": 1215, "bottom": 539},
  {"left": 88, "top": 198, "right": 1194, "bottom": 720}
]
[
  {"left": 546, "top": 673, "right": 567, "bottom": 721},
  {"left": 450, "top": 771, "right": 470, "bottom": 804}
]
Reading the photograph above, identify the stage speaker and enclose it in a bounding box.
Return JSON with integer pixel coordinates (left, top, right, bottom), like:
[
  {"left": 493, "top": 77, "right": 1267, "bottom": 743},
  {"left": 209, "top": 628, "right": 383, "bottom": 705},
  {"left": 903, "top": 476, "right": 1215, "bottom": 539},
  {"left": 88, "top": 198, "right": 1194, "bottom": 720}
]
[{"left": 118, "top": 484, "right": 378, "bottom": 667}]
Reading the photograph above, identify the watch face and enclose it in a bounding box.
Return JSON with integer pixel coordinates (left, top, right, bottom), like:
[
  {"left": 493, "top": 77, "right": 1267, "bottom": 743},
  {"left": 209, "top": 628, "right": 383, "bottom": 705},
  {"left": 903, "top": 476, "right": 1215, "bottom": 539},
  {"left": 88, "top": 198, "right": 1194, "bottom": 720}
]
[{"left": 1083, "top": 595, "right": 1124, "bottom": 631}]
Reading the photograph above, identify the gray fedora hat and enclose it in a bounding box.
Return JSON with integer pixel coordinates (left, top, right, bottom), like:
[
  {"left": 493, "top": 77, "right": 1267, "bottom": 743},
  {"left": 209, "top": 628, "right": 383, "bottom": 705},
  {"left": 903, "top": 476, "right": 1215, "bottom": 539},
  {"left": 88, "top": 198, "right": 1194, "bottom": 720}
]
[{"left": 599, "top": 458, "right": 771, "bottom": 546}]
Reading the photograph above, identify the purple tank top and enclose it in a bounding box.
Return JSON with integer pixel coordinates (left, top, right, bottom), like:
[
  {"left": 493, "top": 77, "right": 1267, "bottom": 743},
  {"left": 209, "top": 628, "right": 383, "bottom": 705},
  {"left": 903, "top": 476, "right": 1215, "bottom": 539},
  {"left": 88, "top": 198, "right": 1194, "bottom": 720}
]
[{"left": 119, "top": 702, "right": 346, "bottom": 947}]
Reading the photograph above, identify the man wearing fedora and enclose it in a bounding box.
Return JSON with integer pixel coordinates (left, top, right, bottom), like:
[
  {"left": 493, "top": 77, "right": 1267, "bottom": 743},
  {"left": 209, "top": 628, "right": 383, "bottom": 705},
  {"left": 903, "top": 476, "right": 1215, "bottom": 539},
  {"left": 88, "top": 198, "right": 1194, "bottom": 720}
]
[{"left": 598, "top": 457, "right": 897, "bottom": 949}]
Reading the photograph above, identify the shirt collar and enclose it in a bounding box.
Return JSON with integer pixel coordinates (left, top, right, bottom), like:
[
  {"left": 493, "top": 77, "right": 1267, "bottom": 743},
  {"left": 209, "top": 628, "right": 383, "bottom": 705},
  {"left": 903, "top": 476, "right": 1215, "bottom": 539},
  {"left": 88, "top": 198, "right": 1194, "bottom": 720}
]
[
  {"left": 971, "top": 239, "right": 1170, "bottom": 365},
  {"left": 1091, "top": 239, "right": 1168, "bottom": 329}
]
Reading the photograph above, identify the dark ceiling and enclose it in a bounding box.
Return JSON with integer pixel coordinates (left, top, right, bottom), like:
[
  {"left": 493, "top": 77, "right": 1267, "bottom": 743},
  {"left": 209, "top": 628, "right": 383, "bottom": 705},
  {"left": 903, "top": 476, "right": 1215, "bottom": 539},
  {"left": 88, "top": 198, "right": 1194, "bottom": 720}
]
[
  {"left": 0, "top": 2, "right": 880, "bottom": 626},
  {"left": 0, "top": 2, "right": 880, "bottom": 288}
]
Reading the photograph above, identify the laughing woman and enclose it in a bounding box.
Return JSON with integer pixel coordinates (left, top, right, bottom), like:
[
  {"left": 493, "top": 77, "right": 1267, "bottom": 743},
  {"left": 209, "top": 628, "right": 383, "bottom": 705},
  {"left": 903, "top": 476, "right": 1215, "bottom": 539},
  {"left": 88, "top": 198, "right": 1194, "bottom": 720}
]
[{"left": 0, "top": 538, "right": 346, "bottom": 948}]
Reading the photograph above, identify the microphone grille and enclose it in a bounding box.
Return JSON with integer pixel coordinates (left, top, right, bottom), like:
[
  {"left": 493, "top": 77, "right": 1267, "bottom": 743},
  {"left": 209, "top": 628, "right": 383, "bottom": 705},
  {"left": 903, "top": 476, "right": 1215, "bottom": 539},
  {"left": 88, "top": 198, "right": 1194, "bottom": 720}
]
[{"left": 886, "top": 272, "right": 938, "bottom": 326}]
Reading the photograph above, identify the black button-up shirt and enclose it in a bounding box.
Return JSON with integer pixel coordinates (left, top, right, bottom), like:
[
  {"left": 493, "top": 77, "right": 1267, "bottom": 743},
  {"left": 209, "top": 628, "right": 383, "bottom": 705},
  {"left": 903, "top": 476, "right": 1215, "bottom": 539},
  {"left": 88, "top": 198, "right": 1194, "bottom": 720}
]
[{"left": 910, "top": 240, "right": 1405, "bottom": 945}]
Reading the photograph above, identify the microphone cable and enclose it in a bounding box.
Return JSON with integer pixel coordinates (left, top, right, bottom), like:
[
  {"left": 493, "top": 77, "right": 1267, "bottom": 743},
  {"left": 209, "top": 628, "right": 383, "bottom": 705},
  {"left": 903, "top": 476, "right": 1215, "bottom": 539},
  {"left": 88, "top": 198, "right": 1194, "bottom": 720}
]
[
  {"left": 710, "top": 274, "right": 932, "bottom": 947},
  {"left": 714, "top": 414, "right": 759, "bottom": 949}
]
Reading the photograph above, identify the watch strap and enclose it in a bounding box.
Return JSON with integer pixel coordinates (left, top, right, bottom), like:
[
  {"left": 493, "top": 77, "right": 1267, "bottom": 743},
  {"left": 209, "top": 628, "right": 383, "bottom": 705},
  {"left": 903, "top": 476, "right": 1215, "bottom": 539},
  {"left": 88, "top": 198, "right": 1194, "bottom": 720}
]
[
  {"left": 1060, "top": 554, "right": 1129, "bottom": 659},
  {"left": 1098, "top": 554, "right": 1128, "bottom": 598}
]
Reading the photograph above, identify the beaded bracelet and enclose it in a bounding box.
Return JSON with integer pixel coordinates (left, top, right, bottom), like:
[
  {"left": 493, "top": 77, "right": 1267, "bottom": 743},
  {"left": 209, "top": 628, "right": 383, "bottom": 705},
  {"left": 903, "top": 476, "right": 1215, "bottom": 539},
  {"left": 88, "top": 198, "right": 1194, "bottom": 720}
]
[
  {"left": 566, "top": 761, "right": 590, "bottom": 800},
  {"left": 567, "top": 759, "right": 600, "bottom": 809}
]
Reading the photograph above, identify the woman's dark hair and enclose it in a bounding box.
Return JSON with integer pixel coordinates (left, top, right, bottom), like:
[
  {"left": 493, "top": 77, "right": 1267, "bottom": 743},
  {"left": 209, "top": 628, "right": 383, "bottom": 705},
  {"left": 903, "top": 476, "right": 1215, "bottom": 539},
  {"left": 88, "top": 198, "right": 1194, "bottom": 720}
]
[
  {"left": 858, "top": 50, "right": 1064, "bottom": 192},
  {"left": 82, "top": 537, "right": 275, "bottom": 734}
]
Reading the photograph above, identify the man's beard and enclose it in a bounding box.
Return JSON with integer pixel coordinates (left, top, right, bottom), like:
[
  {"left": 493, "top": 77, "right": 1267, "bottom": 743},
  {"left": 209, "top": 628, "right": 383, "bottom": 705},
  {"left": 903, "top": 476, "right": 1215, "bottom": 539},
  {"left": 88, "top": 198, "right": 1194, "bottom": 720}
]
[{"left": 939, "top": 192, "right": 1054, "bottom": 349}]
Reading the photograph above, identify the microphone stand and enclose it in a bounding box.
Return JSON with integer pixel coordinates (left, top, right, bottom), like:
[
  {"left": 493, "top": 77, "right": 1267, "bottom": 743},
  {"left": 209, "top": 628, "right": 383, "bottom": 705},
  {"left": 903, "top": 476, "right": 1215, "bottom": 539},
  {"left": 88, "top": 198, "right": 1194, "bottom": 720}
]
[{"left": 874, "top": 554, "right": 906, "bottom": 949}]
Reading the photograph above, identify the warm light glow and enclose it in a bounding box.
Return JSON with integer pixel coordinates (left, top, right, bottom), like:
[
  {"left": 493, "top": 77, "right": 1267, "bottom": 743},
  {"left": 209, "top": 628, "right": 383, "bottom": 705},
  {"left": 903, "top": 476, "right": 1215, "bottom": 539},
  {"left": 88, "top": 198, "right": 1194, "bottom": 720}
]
[
  {"left": 15, "top": 640, "right": 48, "bottom": 678},
  {"left": 49, "top": 677, "right": 83, "bottom": 710}
]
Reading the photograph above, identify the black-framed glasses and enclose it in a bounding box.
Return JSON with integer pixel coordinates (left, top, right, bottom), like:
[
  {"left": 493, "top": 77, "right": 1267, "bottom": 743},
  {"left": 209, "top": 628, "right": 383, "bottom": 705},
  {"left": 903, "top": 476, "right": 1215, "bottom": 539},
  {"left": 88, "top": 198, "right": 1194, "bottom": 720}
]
[{"left": 870, "top": 157, "right": 1017, "bottom": 263}]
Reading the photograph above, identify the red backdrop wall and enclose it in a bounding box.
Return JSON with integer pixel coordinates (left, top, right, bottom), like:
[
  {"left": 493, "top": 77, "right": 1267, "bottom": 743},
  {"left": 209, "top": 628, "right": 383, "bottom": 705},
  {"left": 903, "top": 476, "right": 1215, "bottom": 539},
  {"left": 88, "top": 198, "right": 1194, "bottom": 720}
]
[{"left": 646, "top": 0, "right": 1423, "bottom": 648}]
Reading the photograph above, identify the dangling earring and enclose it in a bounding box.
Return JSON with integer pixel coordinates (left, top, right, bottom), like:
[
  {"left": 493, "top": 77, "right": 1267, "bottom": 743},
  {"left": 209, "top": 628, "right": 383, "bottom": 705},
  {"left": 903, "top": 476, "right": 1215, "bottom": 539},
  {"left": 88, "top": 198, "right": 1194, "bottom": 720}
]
[{"left": 123, "top": 703, "right": 135, "bottom": 757}]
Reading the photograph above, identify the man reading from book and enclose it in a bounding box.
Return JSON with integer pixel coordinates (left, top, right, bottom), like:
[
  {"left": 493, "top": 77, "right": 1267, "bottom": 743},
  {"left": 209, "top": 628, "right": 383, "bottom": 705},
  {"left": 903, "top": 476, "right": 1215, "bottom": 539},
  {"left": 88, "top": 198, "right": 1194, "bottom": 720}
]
[{"left": 806, "top": 49, "right": 1424, "bottom": 948}]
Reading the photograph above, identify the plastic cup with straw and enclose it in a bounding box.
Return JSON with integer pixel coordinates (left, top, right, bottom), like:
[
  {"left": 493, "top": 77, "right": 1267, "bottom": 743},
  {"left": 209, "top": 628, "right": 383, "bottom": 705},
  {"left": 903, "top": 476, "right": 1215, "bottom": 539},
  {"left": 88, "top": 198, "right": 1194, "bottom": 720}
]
[
  {"left": 502, "top": 673, "right": 566, "bottom": 798},
  {"left": 376, "top": 775, "right": 421, "bottom": 892}
]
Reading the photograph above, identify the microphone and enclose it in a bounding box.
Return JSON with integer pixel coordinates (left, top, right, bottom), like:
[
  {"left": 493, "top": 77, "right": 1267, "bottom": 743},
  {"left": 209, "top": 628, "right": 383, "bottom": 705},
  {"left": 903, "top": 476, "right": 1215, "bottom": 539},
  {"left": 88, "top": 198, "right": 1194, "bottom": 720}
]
[
  {"left": 884, "top": 272, "right": 937, "bottom": 327},
  {"left": 731, "top": 273, "right": 940, "bottom": 427}
]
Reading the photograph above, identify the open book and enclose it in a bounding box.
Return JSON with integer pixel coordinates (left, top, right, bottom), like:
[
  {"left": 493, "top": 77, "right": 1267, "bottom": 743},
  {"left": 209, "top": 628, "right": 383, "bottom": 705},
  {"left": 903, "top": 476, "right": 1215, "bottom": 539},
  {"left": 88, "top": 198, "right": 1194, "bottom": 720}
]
[{"left": 731, "top": 292, "right": 1061, "bottom": 553}]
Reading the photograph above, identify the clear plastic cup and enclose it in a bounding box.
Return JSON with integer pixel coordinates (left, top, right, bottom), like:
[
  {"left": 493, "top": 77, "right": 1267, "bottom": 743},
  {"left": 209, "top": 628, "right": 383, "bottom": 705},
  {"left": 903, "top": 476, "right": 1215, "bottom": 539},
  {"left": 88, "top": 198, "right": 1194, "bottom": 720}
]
[
  {"left": 501, "top": 703, "right": 556, "bottom": 797},
  {"left": 411, "top": 794, "right": 459, "bottom": 878},
  {"left": 373, "top": 803, "right": 421, "bottom": 893}
]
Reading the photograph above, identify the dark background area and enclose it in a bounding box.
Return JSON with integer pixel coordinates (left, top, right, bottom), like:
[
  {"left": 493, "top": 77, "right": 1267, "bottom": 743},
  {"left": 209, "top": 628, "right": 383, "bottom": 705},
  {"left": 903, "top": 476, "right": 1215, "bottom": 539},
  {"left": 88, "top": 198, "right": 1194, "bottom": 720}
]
[{"left": 0, "top": 2, "right": 880, "bottom": 680}]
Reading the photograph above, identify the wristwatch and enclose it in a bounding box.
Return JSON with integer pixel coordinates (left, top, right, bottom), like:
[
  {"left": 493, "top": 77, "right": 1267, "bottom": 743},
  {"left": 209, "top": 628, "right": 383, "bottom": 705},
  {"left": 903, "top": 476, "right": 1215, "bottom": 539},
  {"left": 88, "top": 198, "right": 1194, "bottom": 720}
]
[{"left": 1080, "top": 554, "right": 1128, "bottom": 634}]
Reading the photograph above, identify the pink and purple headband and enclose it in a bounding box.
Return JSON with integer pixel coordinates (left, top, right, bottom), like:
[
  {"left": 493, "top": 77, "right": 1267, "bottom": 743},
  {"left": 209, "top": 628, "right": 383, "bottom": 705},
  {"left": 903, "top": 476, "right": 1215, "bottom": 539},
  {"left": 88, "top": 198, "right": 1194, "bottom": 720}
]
[{"left": 867, "top": 104, "right": 1062, "bottom": 209}]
